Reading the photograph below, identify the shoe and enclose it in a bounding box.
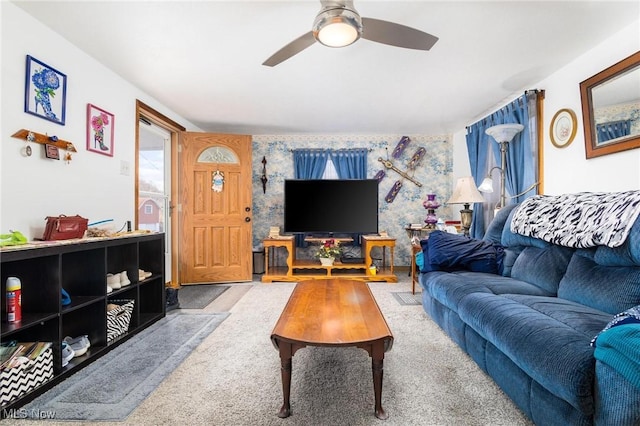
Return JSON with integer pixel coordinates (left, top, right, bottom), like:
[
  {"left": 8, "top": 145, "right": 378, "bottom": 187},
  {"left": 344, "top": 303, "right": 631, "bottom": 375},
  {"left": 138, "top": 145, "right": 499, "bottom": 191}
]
[
  {"left": 61, "top": 342, "right": 75, "bottom": 367},
  {"left": 138, "top": 269, "right": 152, "bottom": 280},
  {"left": 166, "top": 288, "right": 180, "bottom": 311},
  {"left": 64, "top": 335, "right": 90, "bottom": 357},
  {"left": 107, "top": 273, "right": 121, "bottom": 289},
  {"left": 120, "top": 271, "right": 131, "bottom": 286},
  {"left": 107, "top": 285, "right": 113, "bottom": 294}
]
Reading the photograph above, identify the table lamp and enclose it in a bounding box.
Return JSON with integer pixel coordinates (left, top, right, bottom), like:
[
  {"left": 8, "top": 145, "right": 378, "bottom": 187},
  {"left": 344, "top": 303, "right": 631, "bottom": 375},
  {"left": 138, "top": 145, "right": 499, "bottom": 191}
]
[{"left": 447, "top": 176, "right": 485, "bottom": 237}]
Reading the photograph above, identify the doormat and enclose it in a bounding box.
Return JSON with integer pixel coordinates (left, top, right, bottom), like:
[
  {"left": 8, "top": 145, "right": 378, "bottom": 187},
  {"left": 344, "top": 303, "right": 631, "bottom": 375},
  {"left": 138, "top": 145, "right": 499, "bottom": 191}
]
[
  {"left": 178, "top": 284, "right": 230, "bottom": 309},
  {"left": 392, "top": 291, "right": 422, "bottom": 306}
]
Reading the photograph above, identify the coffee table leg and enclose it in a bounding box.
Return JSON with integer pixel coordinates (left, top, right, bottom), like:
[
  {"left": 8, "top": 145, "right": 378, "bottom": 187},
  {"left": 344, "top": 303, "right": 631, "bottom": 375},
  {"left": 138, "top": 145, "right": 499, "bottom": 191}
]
[
  {"left": 372, "top": 342, "right": 388, "bottom": 420},
  {"left": 278, "top": 342, "right": 292, "bottom": 418}
]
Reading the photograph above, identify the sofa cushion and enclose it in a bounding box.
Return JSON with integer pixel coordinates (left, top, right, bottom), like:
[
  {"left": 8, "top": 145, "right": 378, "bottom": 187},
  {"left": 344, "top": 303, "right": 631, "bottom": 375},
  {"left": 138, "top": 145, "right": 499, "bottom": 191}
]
[
  {"left": 510, "top": 245, "right": 574, "bottom": 295},
  {"left": 594, "top": 216, "right": 640, "bottom": 267},
  {"left": 422, "top": 270, "right": 553, "bottom": 314},
  {"left": 501, "top": 206, "right": 550, "bottom": 249},
  {"left": 558, "top": 251, "right": 640, "bottom": 315},
  {"left": 458, "top": 292, "right": 611, "bottom": 413},
  {"left": 483, "top": 203, "right": 519, "bottom": 245}
]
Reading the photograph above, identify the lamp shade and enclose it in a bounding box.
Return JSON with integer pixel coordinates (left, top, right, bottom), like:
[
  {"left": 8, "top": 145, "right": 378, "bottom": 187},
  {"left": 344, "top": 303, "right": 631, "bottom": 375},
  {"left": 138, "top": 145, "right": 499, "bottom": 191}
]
[
  {"left": 485, "top": 123, "right": 525, "bottom": 143},
  {"left": 478, "top": 177, "right": 494, "bottom": 193},
  {"left": 447, "top": 176, "right": 485, "bottom": 204}
]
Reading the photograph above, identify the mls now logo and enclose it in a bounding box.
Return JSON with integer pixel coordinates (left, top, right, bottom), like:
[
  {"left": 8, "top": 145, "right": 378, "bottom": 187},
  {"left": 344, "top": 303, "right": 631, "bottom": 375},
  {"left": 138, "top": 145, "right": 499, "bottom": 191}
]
[{"left": 2, "top": 408, "right": 56, "bottom": 419}]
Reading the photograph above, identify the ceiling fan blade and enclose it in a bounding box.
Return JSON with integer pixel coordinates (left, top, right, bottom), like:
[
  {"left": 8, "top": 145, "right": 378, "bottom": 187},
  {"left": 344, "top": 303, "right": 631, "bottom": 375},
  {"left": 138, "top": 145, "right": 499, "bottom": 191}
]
[
  {"left": 361, "top": 17, "right": 438, "bottom": 51},
  {"left": 263, "top": 31, "right": 316, "bottom": 67}
]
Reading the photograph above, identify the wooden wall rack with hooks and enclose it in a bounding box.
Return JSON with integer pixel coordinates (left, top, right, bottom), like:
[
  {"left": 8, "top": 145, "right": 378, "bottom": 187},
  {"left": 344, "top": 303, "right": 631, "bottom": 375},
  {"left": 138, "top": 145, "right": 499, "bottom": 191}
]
[{"left": 11, "top": 129, "right": 77, "bottom": 152}]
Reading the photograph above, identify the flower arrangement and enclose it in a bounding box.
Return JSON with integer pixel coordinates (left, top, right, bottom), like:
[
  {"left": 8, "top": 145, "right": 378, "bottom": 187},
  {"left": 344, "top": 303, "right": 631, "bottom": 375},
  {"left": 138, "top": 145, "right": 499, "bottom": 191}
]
[{"left": 315, "top": 239, "right": 341, "bottom": 259}]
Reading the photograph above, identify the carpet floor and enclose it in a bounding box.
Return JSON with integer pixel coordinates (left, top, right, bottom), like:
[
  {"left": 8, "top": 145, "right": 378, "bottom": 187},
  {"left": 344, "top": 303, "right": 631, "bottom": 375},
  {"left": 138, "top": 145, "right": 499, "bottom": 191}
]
[{"left": 13, "top": 277, "right": 533, "bottom": 425}]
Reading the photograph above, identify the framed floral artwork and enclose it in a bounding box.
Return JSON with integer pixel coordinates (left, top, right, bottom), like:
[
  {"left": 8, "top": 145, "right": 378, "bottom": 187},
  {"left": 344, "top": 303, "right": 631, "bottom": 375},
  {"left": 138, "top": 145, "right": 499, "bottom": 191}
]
[
  {"left": 550, "top": 108, "right": 577, "bottom": 148},
  {"left": 87, "top": 104, "right": 115, "bottom": 156},
  {"left": 24, "top": 55, "right": 67, "bottom": 125}
]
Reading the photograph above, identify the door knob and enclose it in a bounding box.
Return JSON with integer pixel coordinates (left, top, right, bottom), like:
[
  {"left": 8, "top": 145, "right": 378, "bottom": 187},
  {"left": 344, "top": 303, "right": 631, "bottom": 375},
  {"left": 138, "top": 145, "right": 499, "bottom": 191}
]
[
  {"left": 245, "top": 217, "right": 251, "bottom": 222},
  {"left": 245, "top": 207, "right": 251, "bottom": 212}
]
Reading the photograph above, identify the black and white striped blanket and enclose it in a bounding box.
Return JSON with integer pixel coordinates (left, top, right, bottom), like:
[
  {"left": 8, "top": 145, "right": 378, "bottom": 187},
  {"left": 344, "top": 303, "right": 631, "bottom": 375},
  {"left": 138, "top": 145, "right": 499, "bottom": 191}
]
[{"left": 510, "top": 191, "right": 640, "bottom": 248}]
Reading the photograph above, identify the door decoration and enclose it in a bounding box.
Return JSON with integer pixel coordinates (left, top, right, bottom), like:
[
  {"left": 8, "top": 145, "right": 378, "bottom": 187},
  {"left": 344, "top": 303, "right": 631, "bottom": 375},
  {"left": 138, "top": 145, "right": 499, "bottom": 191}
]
[
  {"left": 375, "top": 136, "right": 426, "bottom": 203},
  {"left": 212, "top": 170, "right": 225, "bottom": 192}
]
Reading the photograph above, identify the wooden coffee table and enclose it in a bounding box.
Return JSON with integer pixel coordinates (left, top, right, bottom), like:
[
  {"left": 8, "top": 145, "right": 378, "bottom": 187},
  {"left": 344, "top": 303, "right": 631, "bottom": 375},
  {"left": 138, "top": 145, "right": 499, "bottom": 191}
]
[{"left": 270, "top": 278, "right": 394, "bottom": 420}]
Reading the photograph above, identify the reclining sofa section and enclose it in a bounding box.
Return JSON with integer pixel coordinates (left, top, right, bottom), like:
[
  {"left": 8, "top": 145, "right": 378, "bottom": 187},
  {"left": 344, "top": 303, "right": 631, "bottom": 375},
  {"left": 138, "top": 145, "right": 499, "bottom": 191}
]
[{"left": 419, "top": 196, "right": 640, "bottom": 426}]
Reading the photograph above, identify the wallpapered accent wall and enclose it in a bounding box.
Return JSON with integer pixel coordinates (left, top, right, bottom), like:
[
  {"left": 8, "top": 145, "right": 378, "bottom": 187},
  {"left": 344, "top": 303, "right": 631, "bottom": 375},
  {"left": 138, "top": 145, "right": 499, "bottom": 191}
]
[{"left": 252, "top": 134, "right": 453, "bottom": 266}]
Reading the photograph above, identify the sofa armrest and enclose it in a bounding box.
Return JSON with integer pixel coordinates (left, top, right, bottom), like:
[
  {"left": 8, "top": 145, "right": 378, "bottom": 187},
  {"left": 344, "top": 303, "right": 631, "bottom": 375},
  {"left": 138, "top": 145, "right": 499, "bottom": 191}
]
[{"left": 594, "top": 360, "right": 640, "bottom": 425}]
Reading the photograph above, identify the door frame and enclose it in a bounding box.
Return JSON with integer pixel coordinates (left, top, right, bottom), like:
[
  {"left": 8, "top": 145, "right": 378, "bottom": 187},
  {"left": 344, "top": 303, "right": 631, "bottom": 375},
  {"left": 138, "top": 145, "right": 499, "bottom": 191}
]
[{"left": 135, "top": 100, "right": 185, "bottom": 288}]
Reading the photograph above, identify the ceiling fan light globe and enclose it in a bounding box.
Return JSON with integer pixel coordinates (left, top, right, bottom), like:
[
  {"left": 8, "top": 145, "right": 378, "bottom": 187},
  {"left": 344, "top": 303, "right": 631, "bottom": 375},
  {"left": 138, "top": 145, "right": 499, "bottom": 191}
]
[{"left": 313, "top": 8, "right": 362, "bottom": 48}]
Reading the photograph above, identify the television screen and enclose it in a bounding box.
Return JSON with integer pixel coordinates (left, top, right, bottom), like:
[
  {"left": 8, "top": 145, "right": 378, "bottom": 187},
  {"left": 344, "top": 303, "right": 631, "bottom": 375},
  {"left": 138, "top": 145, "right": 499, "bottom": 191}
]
[{"left": 283, "top": 179, "right": 379, "bottom": 235}]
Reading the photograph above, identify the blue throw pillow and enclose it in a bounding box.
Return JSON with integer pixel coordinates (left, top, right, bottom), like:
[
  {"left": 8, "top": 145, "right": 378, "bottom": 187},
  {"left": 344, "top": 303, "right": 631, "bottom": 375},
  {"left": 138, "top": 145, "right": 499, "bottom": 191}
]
[{"left": 426, "top": 231, "right": 504, "bottom": 274}]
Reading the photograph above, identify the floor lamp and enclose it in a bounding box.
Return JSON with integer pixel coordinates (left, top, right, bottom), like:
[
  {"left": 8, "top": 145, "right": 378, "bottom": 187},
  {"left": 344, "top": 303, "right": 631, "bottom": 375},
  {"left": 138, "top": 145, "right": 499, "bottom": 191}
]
[
  {"left": 447, "top": 176, "right": 485, "bottom": 237},
  {"left": 478, "top": 123, "right": 525, "bottom": 209}
]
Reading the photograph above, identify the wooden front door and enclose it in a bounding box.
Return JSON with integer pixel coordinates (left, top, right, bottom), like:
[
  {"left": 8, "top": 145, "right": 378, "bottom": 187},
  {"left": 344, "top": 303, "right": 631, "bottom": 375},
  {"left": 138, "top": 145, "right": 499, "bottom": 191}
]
[{"left": 179, "top": 132, "right": 252, "bottom": 284}]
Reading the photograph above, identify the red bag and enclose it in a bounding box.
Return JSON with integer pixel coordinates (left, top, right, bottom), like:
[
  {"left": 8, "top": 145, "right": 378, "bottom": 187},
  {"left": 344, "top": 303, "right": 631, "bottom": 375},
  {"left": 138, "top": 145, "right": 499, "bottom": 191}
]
[{"left": 42, "top": 215, "right": 88, "bottom": 240}]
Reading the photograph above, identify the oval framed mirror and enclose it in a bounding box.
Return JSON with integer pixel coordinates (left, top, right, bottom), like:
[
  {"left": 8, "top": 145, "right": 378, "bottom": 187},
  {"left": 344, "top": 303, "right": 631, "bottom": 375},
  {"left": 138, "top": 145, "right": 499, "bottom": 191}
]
[{"left": 579, "top": 51, "right": 640, "bottom": 159}]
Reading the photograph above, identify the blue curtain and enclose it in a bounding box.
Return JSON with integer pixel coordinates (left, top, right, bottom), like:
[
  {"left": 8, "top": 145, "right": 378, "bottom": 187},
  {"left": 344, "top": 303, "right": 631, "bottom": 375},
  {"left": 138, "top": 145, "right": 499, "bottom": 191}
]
[
  {"left": 330, "top": 148, "right": 368, "bottom": 179},
  {"left": 466, "top": 92, "right": 539, "bottom": 238},
  {"left": 330, "top": 148, "right": 368, "bottom": 245},
  {"left": 465, "top": 124, "right": 492, "bottom": 238},
  {"left": 597, "top": 119, "right": 632, "bottom": 143},
  {"left": 293, "top": 149, "right": 329, "bottom": 179}
]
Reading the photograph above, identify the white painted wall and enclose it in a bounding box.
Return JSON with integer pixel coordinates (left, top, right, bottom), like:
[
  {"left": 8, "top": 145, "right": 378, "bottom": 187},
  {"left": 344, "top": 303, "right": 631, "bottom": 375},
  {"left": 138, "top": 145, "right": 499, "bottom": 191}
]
[
  {"left": 451, "top": 19, "right": 640, "bottom": 196},
  {"left": 1, "top": 2, "right": 202, "bottom": 240}
]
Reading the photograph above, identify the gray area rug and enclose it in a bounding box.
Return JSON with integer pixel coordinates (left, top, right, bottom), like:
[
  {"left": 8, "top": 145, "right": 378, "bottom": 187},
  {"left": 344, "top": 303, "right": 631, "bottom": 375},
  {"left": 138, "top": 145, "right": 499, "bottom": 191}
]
[
  {"left": 22, "top": 312, "right": 229, "bottom": 421},
  {"left": 392, "top": 291, "right": 422, "bottom": 306},
  {"left": 117, "top": 281, "right": 532, "bottom": 426},
  {"left": 178, "top": 284, "right": 229, "bottom": 309}
]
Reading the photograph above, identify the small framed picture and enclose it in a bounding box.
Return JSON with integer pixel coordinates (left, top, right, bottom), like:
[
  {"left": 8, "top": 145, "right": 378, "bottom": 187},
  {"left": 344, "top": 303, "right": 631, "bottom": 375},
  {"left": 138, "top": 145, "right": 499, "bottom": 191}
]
[
  {"left": 45, "top": 144, "right": 60, "bottom": 160},
  {"left": 550, "top": 108, "right": 577, "bottom": 148},
  {"left": 24, "top": 55, "right": 67, "bottom": 125},
  {"left": 87, "top": 104, "right": 115, "bottom": 156}
]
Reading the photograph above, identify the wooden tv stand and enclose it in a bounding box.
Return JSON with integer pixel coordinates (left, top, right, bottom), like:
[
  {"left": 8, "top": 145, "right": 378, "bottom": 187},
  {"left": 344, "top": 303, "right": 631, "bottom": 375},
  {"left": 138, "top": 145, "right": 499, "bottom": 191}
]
[{"left": 261, "top": 235, "right": 397, "bottom": 283}]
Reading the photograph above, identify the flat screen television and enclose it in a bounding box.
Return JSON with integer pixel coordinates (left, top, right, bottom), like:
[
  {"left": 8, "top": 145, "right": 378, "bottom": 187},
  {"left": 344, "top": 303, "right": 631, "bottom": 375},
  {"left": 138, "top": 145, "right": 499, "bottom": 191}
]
[{"left": 283, "top": 179, "right": 379, "bottom": 235}]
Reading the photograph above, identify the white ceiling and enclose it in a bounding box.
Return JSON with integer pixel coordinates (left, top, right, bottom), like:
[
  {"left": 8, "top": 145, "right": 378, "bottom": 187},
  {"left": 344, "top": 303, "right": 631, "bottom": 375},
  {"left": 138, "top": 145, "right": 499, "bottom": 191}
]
[{"left": 14, "top": 1, "right": 640, "bottom": 135}]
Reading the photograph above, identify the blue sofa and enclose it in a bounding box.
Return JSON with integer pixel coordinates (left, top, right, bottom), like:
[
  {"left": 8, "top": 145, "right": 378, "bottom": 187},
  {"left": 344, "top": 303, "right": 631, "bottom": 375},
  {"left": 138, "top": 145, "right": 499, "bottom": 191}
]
[{"left": 419, "top": 199, "right": 640, "bottom": 425}]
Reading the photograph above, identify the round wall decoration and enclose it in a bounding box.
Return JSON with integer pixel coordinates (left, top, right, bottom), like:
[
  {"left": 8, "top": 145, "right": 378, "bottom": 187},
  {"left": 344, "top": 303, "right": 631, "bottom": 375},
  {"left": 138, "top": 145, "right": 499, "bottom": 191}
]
[{"left": 550, "top": 108, "right": 577, "bottom": 148}]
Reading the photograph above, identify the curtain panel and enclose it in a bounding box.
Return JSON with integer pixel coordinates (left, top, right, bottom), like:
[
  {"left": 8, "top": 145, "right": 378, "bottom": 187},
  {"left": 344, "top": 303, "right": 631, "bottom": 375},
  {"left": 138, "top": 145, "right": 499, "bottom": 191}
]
[{"left": 465, "top": 91, "right": 541, "bottom": 238}]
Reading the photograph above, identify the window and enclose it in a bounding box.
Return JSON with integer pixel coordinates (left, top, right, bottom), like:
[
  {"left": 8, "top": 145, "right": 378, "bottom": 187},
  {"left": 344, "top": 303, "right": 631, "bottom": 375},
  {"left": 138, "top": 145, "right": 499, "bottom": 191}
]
[{"left": 144, "top": 204, "right": 153, "bottom": 215}]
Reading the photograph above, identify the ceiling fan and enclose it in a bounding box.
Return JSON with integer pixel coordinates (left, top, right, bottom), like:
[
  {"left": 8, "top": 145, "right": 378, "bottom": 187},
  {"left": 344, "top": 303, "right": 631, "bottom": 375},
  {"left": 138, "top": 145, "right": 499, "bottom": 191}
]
[{"left": 263, "top": 0, "right": 439, "bottom": 67}]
